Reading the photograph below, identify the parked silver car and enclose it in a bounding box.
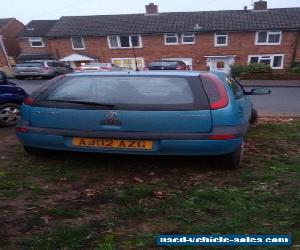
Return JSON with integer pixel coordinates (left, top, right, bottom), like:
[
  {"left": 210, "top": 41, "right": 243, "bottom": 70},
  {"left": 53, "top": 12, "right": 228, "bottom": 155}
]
[{"left": 15, "top": 61, "right": 73, "bottom": 79}]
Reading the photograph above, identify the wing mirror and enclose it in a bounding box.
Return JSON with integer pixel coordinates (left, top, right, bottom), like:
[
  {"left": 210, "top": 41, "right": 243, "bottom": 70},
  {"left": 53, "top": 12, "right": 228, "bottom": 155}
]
[{"left": 245, "top": 88, "right": 271, "bottom": 95}]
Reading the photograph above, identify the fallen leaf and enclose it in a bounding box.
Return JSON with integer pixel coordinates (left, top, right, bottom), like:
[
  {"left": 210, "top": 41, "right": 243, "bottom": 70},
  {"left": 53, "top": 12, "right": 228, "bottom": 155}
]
[
  {"left": 41, "top": 216, "right": 50, "bottom": 224},
  {"left": 154, "top": 191, "right": 164, "bottom": 199},
  {"left": 84, "top": 188, "right": 97, "bottom": 197},
  {"left": 133, "top": 177, "right": 144, "bottom": 183}
]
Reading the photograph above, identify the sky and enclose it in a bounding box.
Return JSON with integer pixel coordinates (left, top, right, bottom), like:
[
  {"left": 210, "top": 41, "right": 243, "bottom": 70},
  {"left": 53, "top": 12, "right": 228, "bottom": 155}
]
[{"left": 1, "top": 0, "right": 300, "bottom": 24}]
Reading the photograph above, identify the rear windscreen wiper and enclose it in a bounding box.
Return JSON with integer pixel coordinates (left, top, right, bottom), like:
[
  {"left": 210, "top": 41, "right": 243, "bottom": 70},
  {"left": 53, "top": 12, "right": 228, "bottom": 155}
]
[{"left": 47, "top": 99, "right": 116, "bottom": 108}]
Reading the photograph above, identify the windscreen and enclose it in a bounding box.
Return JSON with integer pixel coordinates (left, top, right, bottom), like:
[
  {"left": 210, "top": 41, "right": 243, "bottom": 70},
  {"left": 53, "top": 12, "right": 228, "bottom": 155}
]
[
  {"left": 37, "top": 76, "right": 209, "bottom": 111},
  {"left": 16, "top": 62, "right": 44, "bottom": 67},
  {"left": 148, "top": 61, "right": 178, "bottom": 67}
]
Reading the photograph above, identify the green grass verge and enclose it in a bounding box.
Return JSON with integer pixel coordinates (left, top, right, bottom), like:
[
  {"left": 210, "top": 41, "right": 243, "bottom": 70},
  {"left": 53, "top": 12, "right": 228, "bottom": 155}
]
[{"left": 0, "top": 120, "right": 299, "bottom": 249}]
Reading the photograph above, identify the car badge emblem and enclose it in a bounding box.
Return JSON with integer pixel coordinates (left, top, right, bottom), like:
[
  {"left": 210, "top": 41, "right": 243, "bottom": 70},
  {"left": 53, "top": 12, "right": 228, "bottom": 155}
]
[{"left": 101, "top": 111, "right": 122, "bottom": 126}]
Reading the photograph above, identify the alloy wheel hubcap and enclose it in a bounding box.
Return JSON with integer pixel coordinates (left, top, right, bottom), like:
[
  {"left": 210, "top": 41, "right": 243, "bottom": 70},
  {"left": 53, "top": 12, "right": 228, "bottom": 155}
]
[{"left": 0, "top": 106, "right": 20, "bottom": 124}]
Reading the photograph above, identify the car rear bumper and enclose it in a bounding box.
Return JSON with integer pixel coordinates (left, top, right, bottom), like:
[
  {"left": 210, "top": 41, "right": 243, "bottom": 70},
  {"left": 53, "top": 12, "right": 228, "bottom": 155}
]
[{"left": 16, "top": 131, "right": 243, "bottom": 156}]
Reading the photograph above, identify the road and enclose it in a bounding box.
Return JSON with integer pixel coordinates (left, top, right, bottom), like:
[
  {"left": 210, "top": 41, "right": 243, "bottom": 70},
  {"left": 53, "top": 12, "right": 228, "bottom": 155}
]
[{"left": 13, "top": 79, "right": 300, "bottom": 117}]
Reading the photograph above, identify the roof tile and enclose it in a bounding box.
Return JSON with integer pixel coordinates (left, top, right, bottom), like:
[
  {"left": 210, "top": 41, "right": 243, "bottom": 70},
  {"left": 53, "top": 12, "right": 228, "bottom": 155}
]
[{"left": 46, "top": 8, "right": 300, "bottom": 37}]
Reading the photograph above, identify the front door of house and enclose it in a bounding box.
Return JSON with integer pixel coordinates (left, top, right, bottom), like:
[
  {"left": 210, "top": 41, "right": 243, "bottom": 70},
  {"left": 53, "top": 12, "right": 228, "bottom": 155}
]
[{"left": 206, "top": 57, "right": 235, "bottom": 73}]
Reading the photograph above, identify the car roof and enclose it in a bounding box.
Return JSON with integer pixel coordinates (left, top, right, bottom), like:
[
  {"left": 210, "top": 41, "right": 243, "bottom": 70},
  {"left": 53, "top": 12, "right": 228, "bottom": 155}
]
[
  {"left": 148, "top": 60, "right": 184, "bottom": 63},
  {"left": 66, "top": 70, "right": 228, "bottom": 78}
]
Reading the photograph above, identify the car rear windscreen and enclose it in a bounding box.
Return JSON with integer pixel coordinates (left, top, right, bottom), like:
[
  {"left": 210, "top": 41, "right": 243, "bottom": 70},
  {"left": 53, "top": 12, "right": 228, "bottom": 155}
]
[
  {"left": 37, "top": 76, "right": 209, "bottom": 111},
  {"left": 16, "top": 62, "right": 44, "bottom": 67}
]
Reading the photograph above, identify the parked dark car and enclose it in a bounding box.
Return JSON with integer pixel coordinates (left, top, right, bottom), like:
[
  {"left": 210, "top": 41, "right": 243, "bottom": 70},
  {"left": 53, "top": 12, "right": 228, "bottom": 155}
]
[
  {"left": 0, "top": 71, "right": 28, "bottom": 127},
  {"left": 15, "top": 61, "right": 73, "bottom": 79},
  {"left": 145, "top": 60, "right": 189, "bottom": 70}
]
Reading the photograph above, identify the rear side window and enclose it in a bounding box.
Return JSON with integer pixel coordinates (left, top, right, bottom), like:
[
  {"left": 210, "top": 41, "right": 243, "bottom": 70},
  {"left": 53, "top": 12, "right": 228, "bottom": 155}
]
[
  {"left": 37, "top": 76, "right": 209, "bottom": 111},
  {"left": 47, "top": 61, "right": 57, "bottom": 67},
  {"left": 226, "top": 77, "right": 244, "bottom": 98}
]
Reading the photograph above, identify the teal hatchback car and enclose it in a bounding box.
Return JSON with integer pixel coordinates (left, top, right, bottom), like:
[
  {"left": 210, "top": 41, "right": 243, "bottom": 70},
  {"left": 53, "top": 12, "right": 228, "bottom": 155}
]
[{"left": 16, "top": 71, "right": 270, "bottom": 168}]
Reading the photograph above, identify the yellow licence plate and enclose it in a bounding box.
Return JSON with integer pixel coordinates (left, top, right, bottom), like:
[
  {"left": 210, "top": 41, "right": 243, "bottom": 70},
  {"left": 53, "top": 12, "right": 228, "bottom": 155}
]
[{"left": 72, "top": 138, "right": 153, "bottom": 150}]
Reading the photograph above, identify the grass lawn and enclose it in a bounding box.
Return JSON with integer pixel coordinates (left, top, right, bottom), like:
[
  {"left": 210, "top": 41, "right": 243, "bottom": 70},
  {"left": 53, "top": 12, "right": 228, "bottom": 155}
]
[{"left": 0, "top": 118, "right": 299, "bottom": 249}]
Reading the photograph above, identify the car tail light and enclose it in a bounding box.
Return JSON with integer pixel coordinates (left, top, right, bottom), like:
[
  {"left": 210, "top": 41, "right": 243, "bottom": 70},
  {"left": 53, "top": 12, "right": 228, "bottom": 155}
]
[
  {"left": 16, "top": 127, "right": 28, "bottom": 133},
  {"left": 100, "top": 66, "right": 109, "bottom": 70},
  {"left": 99, "top": 67, "right": 110, "bottom": 71},
  {"left": 201, "top": 74, "right": 228, "bottom": 110},
  {"left": 176, "top": 65, "right": 185, "bottom": 70},
  {"left": 75, "top": 67, "right": 83, "bottom": 71},
  {"left": 23, "top": 97, "right": 34, "bottom": 106},
  {"left": 208, "top": 134, "right": 238, "bottom": 140}
]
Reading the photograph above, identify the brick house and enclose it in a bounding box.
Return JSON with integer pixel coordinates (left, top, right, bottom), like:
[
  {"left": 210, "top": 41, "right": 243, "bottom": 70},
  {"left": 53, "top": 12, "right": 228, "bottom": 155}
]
[
  {"left": 0, "top": 18, "right": 24, "bottom": 67},
  {"left": 18, "top": 1, "right": 300, "bottom": 72},
  {"left": 17, "top": 20, "right": 57, "bottom": 62}
]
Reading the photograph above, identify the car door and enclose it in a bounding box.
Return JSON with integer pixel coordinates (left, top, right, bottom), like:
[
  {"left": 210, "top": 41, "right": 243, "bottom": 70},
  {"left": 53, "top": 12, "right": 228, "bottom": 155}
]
[
  {"left": 0, "top": 84, "right": 24, "bottom": 105},
  {"left": 57, "top": 62, "right": 69, "bottom": 74}
]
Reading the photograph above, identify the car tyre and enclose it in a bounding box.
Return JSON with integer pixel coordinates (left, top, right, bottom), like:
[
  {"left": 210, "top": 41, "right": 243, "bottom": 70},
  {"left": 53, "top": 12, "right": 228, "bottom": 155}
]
[
  {"left": 23, "top": 146, "right": 51, "bottom": 156},
  {"left": 220, "top": 143, "right": 244, "bottom": 169},
  {"left": 0, "top": 103, "right": 20, "bottom": 127},
  {"left": 249, "top": 108, "right": 258, "bottom": 125}
]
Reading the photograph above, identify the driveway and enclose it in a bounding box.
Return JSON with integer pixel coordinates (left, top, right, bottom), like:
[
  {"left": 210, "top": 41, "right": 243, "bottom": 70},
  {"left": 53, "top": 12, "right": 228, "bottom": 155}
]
[
  {"left": 13, "top": 79, "right": 300, "bottom": 117},
  {"left": 13, "top": 79, "right": 45, "bottom": 94}
]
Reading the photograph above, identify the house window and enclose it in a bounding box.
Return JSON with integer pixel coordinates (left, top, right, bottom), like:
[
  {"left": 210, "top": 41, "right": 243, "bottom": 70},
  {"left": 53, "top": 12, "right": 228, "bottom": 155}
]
[
  {"left": 111, "top": 58, "right": 145, "bottom": 70},
  {"left": 182, "top": 33, "right": 195, "bottom": 44},
  {"left": 248, "top": 55, "right": 284, "bottom": 69},
  {"left": 165, "top": 34, "right": 179, "bottom": 45},
  {"left": 214, "top": 32, "right": 228, "bottom": 47},
  {"left": 29, "top": 37, "right": 44, "bottom": 47},
  {"left": 216, "top": 61, "right": 225, "bottom": 69},
  {"left": 255, "top": 31, "right": 282, "bottom": 45},
  {"left": 108, "top": 35, "right": 142, "bottom": 48},
  {"left": 71, "top": 37, "right": 85, "bottom": 50}
]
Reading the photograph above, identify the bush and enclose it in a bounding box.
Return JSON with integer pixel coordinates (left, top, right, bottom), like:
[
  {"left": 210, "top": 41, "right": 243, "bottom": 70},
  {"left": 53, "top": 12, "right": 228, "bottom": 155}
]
[
  {"left": 230, "top": 63, "right": 272, "bottom": 77},
  {"left": 230, "top": 65, "right": 247, "bottom": 77},
  {"left": 290, "top": 66, "right": 300, "bottom": 73},
  {"left": 290, "top": 61, "right": 300, "bottom": 73},
  {"left": 245, "top": 63, "right": 272, "bottom": 73}
]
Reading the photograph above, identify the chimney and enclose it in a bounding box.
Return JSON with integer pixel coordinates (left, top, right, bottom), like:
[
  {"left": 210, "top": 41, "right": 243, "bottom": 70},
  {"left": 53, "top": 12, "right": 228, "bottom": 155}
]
[
  {"left": 145, "top": 3, "right": 158, "bottom": 15},
  {"left": 253, "top": 0, "right": 267, "bottom": 10},
  {"left": 244, "top": 6, "right": 248, "bottom": 11}
]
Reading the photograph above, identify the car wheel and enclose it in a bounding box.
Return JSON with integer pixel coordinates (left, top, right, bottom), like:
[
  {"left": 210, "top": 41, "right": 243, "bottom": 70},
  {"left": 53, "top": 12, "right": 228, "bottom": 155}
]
[
  {"left": 0, "top": 103, "right": 20, "bottom": 127},
  {"left": 51, "top": 72, "right": 60, "bottom": 78},
  {"left": 220, "top": 143, "right": 244, "bottom": 169},
  {"left": 249, "top": 108, "right": 258, "bottom": 125}
]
